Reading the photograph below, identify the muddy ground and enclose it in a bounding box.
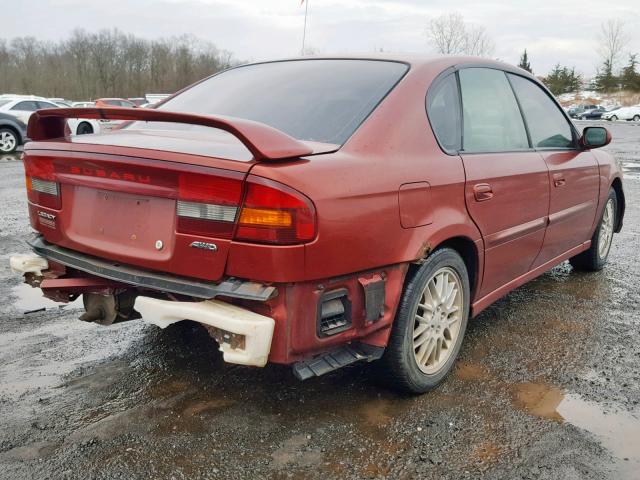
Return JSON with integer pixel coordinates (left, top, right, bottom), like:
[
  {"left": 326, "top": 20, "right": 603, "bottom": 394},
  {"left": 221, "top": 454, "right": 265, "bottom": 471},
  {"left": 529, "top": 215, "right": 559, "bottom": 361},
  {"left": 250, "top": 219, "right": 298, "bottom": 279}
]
[{"left": 0, "top": 121, "right": 639, "bottom": 480}]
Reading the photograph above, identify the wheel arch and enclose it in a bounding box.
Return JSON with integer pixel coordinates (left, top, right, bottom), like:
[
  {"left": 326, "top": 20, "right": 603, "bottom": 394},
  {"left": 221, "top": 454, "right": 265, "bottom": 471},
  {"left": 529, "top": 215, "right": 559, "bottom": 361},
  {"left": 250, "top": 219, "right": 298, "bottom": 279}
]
[
  {"left": 409, "top": 235, "right": 480, "bottom": 302},
  {"left": 0, "top": 124, "right": 23, "bottom": 145},
  {"left": 76, "top": 121, "right": 94, "bottom": 134},
  {"left": 611, "top": 177, "right": 625, "bottom": 233}
]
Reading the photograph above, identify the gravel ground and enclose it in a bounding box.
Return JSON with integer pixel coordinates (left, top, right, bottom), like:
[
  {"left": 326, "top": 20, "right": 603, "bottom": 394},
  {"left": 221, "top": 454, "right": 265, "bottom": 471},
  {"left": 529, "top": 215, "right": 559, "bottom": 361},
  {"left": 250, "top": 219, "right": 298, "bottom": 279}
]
[{"left": 0, "top": 121, "right": 639, "bottom": 480}]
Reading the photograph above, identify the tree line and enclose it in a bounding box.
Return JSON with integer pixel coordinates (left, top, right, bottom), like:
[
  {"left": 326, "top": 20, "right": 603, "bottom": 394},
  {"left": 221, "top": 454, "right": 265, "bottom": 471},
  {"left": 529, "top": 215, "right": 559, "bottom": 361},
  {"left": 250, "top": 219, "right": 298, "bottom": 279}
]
[{"left": 0, "top": 29, "right": 236, "bottom": 100}]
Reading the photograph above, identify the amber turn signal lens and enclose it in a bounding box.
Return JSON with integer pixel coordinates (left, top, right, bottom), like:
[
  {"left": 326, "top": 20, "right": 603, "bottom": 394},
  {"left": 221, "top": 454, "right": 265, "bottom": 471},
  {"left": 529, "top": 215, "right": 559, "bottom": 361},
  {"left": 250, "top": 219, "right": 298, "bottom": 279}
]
[
  {"left": 239, "top": 207, "right": 292, "bottom": 227},
  {"left": 25, "top": 176, "right": 32, "bottom": 192}
]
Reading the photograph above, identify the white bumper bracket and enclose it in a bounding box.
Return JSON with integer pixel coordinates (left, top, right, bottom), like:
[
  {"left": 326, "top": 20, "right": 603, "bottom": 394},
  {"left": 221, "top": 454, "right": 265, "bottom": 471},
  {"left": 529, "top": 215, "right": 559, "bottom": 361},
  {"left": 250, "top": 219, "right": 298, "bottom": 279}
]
[{"left": 135, "top": 296, "right": 275, "bottom": 367}]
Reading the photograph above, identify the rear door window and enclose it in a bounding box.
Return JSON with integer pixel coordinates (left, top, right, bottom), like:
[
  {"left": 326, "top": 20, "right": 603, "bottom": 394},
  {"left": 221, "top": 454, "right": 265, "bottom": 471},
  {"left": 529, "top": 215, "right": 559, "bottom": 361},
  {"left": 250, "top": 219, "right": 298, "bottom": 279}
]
[
  {"left": 37, "top": 102, "right": 58, "bottom": 109},
  {"left": 458, "top": 68, "right": 529, "bottom": 152},
  {"left": 427, "top": 73, "right": 461, "bottom": 153},
  {"left": 11, "top": 101, "right": 39, "bottom": 112},
  {"left": 508, "top": 74, "right": 575, "bottom": 149}
]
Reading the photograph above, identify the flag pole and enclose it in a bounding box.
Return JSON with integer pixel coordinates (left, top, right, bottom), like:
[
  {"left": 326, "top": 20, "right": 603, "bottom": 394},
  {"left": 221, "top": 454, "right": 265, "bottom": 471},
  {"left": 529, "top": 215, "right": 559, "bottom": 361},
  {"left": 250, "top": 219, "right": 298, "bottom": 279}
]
[{"left": 301, "top": 0, "right": 309, "bottom": 55}]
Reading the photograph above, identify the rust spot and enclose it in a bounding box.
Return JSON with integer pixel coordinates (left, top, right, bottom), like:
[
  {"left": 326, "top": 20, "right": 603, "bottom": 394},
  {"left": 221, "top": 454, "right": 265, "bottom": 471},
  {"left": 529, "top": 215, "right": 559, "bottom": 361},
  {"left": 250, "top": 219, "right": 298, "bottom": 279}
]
[
  {"left": 415, "top": 240, "right": 433, "bottom": 262},
  {"left": 205, "top": 325, "right": 246, "bottom": 350}
]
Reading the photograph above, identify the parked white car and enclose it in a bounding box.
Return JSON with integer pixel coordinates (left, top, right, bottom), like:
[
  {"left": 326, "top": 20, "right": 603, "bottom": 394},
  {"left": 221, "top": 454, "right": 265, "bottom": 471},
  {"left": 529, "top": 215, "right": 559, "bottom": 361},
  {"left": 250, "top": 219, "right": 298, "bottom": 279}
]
[
  {"left": 0, "top": 96, "right": 100, "bottom": 135},
  {"left": 602, "top": 105, "right": 640, "bottom": 122},
  {"left": 71, "top": 101, "right": 95, "bottom": 108}
]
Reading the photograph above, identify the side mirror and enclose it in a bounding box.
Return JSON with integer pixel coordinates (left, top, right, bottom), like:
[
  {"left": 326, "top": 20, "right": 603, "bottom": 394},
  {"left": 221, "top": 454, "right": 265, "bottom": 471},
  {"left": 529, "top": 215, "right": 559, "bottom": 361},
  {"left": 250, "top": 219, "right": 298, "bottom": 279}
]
[{"left": 581, "top": 126, "right": 611, "bottom": 149}]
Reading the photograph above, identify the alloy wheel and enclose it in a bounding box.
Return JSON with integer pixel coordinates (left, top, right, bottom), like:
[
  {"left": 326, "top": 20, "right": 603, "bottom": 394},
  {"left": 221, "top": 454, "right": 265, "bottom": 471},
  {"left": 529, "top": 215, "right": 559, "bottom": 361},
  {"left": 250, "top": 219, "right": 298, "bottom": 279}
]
[
  {"left": 0, "top": 131, "right": 17, "bottom": 153},
  {"left": 598, "top": 199, "right": 615, "bottom": 260},
  {"left": 412, "top": 267, "right": 464, "bottom": 374}
]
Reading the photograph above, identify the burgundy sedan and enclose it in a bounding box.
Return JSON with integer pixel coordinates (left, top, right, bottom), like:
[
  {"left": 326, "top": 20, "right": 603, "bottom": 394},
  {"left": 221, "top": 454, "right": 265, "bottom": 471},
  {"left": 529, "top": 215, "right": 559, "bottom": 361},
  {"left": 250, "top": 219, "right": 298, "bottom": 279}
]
[{"left": 11, "top": 55, "right": 624, "bottom": 393}]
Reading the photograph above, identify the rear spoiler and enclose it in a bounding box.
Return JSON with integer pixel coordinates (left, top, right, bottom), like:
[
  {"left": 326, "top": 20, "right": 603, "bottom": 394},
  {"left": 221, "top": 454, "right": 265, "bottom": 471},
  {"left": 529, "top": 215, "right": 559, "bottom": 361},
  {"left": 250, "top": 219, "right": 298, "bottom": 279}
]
[{"left": 27, "top": 107, "right": 314, "bottom": 161}]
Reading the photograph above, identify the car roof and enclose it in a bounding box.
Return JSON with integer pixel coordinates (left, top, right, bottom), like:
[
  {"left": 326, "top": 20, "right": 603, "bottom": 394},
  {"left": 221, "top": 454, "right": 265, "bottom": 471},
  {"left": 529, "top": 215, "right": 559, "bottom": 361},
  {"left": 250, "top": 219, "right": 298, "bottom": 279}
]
[{"left": 241, "top": 54, "right": 533, "bottom": 77}]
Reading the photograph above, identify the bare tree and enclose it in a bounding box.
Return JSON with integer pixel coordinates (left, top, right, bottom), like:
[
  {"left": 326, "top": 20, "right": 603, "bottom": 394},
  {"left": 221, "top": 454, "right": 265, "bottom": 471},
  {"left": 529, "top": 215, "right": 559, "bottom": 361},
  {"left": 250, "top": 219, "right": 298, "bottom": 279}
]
[
  {"left": 598, "top": 19, "right": 629, "bottom": 72},
  {"left": 0, "top": 29, "right": 239, "bottom": 99},
  {"left": 427, "top": 12, "right": 494, "bottom": 57}
]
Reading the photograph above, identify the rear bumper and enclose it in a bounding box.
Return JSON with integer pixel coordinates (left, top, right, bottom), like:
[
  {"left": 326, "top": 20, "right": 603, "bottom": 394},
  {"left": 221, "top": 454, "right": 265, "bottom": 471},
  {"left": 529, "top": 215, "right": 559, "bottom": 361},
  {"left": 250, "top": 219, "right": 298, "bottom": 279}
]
[
  {"left": 26, "top": 234, "right": 276, "bottom": 301},
  {"left": 135, "top": 296, "right": 275, "bottom": 367}
]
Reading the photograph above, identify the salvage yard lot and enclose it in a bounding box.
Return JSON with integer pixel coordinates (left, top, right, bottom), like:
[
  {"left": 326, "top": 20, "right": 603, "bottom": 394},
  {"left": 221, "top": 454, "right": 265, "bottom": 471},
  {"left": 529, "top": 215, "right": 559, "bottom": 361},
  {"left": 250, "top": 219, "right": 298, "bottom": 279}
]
[{"left": 0, "top": 121, "right": 639, "bottom": 480}]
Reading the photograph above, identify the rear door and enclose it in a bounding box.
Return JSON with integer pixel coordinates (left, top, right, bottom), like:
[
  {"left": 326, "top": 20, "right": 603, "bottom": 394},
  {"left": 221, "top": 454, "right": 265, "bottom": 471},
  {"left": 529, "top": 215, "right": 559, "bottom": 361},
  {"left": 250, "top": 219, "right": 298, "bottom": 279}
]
[
  {"left": 458, "top": 67, "right": 550, "bottom": 297},
  {"left": 10, "top": 100, "right": 39, "bottom": 123},
  {"left": 507, "top": 74, "right": 600, "bottom": 266}
]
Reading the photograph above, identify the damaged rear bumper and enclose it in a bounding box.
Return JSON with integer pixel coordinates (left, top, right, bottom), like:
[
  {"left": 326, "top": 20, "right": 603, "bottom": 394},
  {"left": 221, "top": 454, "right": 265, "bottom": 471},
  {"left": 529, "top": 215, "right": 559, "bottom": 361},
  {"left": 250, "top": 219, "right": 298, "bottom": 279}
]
[
  {"left": 24, "top": 234, "right": 277, "bottom": 301},
  {"left": 135, "top": 296, "right": 274, "bottom": 367}
]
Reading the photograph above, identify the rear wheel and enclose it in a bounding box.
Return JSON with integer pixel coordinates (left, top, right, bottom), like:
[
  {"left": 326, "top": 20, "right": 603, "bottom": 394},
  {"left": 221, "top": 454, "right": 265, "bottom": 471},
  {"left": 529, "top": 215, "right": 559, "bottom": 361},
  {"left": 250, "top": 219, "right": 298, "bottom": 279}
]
[
  {"left": 379, "top": 248, "right": 470, "bottom": 393},
  {"left": 77, "top": 122, "right": 94, "bottom": 135},
  {"left": 570, "top": 188, "right": 617, "bottom": 271},
  {"left": 0, "top": 128, "right": 18, "bottom": 153},
  {"left": 633, "top": 115, "right": 640, "bottom": 122}
]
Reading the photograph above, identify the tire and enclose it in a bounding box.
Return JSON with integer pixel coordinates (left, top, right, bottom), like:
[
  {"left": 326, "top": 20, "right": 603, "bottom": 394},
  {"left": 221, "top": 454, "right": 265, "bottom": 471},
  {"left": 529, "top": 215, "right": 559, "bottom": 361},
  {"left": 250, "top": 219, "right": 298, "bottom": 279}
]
[
  {"left": 77, "top": 122, "right": 94, "bottom": 135},
  {"left": 610, "top": 115, "right": 618, "bottom": 122},
  {"left": 633, "top": 115, "right": 640, "bottom": 122},
  {"left": 378, "top": 248, "right": 470, "bottom": 394},
  {"left": 0, "top": 127, "right": 19, "bottom": 153},
  {"left": 570, "top": 188, "right": 617, "bottom": 272}
]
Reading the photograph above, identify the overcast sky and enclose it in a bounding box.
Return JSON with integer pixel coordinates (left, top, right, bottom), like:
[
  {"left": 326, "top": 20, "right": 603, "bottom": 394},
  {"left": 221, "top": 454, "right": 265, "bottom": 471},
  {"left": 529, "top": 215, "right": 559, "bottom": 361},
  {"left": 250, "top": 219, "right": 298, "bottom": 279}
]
[{"left": 4, "top": 0, "right": 640, "bottom": 76}]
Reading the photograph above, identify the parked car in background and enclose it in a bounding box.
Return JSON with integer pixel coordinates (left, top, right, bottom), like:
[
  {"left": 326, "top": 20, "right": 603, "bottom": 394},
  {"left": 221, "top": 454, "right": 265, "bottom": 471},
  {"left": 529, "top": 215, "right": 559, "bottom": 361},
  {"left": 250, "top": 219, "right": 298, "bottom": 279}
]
[
  {"left": 144, "top": 93, "right": 171, "bottom": 105},
  {"left": 0, "top": 97, "right": 59, "bottom": 123},
  {"left": 0, "top": 96, "right": 101, "bottom": 135},
  {"left": 72, "top": 101, "right": 96, "bottom": 108},
  {"left": 578, "top": 106, "right": 607, "bottom": 120},
  {"left": 0, "top": 112, "right": 27, "bottom": 153},
  {"left": 48, "top": 98, "right": 72, "bottom": 107},
  {"left": 602, "top": 105, "right": 640, "bottom": 122},
  {"left": 567, "top": 104, "right": 598, "bottom": 118},
  {"left": 10, "top": 56, "right": 624, "bottom": 393},
  {"left": 95, "top": 98, "right": 136, "bottom": 108},
  {"left": 128, "top": 98, "right": 147, "bottom": 107}
]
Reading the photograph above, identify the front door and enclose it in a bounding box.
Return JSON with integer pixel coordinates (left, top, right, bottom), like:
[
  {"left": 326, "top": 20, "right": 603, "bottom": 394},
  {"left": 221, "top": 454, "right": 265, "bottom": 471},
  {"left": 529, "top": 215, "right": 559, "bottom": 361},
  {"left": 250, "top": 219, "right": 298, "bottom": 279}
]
[
  {"left": 458, "top": 67, "right": 550, "bottom": 298},
  {"left": 506, "top": 74, "right": 600, "bottom": 266}
]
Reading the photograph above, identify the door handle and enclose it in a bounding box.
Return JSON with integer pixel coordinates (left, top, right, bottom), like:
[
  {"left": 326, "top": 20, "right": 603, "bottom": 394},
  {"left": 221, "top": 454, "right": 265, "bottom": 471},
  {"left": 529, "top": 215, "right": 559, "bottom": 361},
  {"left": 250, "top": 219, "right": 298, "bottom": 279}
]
[
  {"left": 553, "top": 173, "right": 566, "bottom": 187},
  {"left": 473, "top": 183, "right": 494, "bottom": 202}
]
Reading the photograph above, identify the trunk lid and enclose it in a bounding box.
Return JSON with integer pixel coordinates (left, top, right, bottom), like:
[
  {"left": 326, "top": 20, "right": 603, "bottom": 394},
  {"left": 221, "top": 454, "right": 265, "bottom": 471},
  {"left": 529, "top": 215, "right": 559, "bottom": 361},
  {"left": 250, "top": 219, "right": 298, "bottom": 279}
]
[{"left": 24, "top": 130, "right": 255, "bottom": 282}]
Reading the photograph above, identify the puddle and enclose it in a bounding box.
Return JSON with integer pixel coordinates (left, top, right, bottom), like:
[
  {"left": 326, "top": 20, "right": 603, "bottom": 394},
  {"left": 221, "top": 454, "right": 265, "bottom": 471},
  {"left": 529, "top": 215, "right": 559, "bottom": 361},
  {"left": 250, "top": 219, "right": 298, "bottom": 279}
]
[
  {"left": 11, "top": 283, "right": 81, "bottom": 313},
  {"left": 512, "top": 382, "right": 564, "bottom": 421},
  {"left": 512, "top": 383, "right": 640, "bottom": 478}
]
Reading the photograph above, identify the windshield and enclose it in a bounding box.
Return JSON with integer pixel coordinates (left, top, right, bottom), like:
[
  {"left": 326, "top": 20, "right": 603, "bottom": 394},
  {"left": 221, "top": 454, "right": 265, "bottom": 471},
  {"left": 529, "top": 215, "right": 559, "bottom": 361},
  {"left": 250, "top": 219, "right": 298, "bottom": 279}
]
[{"left": 139, "top": 59, "right": 408, "bottom": 145}]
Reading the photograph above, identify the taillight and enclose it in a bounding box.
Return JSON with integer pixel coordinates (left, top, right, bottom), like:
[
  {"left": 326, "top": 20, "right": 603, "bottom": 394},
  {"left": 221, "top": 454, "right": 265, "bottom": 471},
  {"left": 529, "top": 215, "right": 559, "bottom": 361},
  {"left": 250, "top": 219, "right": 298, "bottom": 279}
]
[
  {"left": 234, "top": 176, "right": 316, "bottom": 245},
  {"left": 176, "top": 172, "right": 242, "bottom": 239},
  {"left": 24, "top": 157, "right": 61, "bottom": 209}
]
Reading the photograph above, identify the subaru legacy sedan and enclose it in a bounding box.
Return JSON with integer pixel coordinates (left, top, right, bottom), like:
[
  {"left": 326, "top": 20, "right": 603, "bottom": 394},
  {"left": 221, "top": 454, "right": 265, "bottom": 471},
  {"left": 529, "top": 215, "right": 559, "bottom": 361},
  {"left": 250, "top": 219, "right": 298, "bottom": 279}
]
[{"left": 11, "top": 56, "right": 624, "bottom": 393}]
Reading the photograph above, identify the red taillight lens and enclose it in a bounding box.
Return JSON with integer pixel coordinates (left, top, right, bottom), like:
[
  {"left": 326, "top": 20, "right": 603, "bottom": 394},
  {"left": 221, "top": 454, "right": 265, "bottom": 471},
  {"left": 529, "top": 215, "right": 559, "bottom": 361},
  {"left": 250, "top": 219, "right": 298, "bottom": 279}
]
[
  {"left": 176, "top": 172, "right": 243, "bottom": 239},
  {"left": 24, "top": 156, "right": 61, "bottom": 209},
  {"left": 235, "top": 177, "right": 316, "bottom": 245}
]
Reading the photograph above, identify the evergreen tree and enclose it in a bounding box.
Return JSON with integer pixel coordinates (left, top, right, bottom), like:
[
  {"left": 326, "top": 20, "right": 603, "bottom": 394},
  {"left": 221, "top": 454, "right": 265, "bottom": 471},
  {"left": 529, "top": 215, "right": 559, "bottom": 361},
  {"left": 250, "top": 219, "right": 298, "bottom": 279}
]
[
  {"left": 594, "top": 59, "right": 619, "bottom": 92},
  {"left": 620, "top": 54, "right": 640, "bottom": 91},
  {"left": 518, "top": 49, "right": 532, "bottom": 73},
  {"left": 543, "top": 64, "right": 582, "bottom": 95}
]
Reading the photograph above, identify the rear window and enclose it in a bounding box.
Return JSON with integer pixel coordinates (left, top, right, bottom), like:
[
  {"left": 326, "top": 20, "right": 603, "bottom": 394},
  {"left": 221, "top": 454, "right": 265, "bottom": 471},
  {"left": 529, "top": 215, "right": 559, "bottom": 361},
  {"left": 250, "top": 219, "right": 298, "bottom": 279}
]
[{"left": 145, "top": 59, "right": 408, "bottom": 145}]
